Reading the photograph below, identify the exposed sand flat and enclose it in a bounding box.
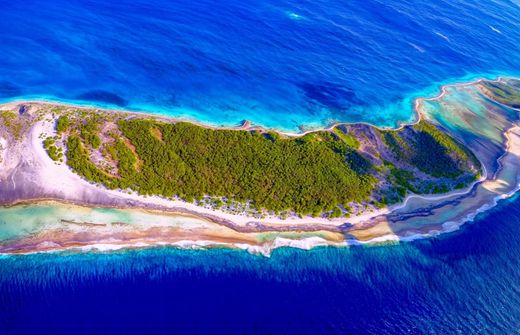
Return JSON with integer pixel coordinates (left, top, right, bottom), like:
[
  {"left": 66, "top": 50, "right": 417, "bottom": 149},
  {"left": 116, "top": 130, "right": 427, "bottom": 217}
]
[{"left": 0, "top": 77, "right": 519, "bottom": 255}]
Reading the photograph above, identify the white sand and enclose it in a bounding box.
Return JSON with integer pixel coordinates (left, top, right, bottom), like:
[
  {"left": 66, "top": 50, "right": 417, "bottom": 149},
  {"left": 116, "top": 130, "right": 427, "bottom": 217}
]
[{"left": 1, "top": 78, "right": 520, "bottom": 254}]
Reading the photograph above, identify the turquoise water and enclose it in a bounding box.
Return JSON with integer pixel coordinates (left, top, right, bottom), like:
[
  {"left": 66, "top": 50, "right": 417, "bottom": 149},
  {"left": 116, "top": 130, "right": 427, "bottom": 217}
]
[
  {"left": 1, "top": 194, "right": 520, "bottom": 334},
  {"left": 2, "top": 0, "right": 520, "bottom": 333},
  {"left": 0, "top": 204, "right": 210, "bottom": 241},
  {"left": 1, "top": 0, "right": 520, "bottom": 130}
]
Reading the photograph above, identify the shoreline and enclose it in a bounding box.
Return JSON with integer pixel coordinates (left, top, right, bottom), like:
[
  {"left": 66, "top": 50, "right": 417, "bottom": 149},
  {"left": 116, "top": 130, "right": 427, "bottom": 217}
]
[
  {"left": 0, "top": 75, "right": 512, "bottom": 137},
  {"left": 0, "top": 76, "right": 519, "bottom": 255},
  {"left": 1, "top": 72, "right": 514, "bottom": 134}
]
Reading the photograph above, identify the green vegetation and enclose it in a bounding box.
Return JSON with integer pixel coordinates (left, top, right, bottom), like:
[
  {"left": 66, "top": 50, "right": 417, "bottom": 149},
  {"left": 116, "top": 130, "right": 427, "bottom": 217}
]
[
  {"left": 43, "top": 136, "right": 63, "bottom": 162},
  {"left": 330, "top": 207, "right": 343, "bottom": 218},
  {"left": 381, "top": 121, "right": 479, "bottom": 178},
  {"left": 66, "top": 136, "right": 114, "bottom": 186},
  {"left": 411, "top": 121, "right": 478, "bottom": 177},
  {"left": 80, "top": 125, "right": 101, "bottom": 149},
  {"left": 410, "top": 128, "right": 462, "bottom": 177},
  {"left": 333, "top": 127, "right": 360, "bottom": 149},
  {"left": 0, "top": 111, "right": 24, "bottom": 140},
  {"left": 376, "top": 121, "right": 482, "bottom": 204},
  {"left": 382, "top": 131, "right": 408, "bottom": 160},
  {"left": 56, "top": 108, "right": 480, "bottom": 216},
  {"left": 388, "top": 164, "right": 417, "bottom": 193},
  {"left": 56, "top": 116, "right": 70, "bottom": 134},
  {"left": 66, "top": 119, "right": 377, "bottom": 215}
]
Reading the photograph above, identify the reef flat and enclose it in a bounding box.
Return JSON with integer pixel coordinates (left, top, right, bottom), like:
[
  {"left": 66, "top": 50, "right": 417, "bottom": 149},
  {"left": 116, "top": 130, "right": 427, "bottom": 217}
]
[{"left": 0, "top": 77, "right": 519, "bottom": 255}]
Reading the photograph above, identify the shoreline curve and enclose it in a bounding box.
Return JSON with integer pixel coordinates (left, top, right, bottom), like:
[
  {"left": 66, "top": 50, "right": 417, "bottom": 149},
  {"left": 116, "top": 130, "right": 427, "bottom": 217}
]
[{"left": 0, "top": 75, "right": 519, "bottom": 255}]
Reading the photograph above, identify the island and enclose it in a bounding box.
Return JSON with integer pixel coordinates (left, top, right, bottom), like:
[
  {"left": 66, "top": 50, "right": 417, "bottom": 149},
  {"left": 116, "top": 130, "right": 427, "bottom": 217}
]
[{"left": 0, "top": 77, "right": 519, "bottom": 255}]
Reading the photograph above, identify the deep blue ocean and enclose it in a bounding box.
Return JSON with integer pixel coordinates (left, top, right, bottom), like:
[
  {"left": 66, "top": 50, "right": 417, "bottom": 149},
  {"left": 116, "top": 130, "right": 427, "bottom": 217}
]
[
  {"left": 1, "top": 195, "right": 520, "bottom": 334},
  {"left": 2, "top": 0, "right": 520, "bottom": 334},
  {"left": 1, "top": 0, "right": 520, "bottom": 130}
]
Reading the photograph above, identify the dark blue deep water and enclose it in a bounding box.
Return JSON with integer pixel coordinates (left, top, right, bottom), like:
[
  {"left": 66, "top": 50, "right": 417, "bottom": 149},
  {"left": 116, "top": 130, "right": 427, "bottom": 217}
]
[
  {"left": 1, "top": 1, "right": 520, "bottom": 333},
  {"left": 2, "top": 195, "right": 520, "bottom": 334},
  {"left": 1, "top": 0, "right": 520, "bottom": 129}
]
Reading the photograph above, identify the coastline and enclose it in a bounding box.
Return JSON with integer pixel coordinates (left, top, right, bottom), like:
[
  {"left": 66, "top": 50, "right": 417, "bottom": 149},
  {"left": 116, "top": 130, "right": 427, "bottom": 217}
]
[
  {"left": 2, "top": 72, "right": 516, "bottom": 134},
  {"left": 0, "top": 74, "right": 510, "bottom": 136},
  {"left": 0, "top": 76, "right": 519, "bottom": 255}
]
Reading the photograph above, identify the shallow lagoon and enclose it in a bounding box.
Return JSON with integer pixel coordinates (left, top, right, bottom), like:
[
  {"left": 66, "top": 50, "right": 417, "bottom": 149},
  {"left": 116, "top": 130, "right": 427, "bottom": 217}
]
[
  {"left": 2, "top": 0, "right": 520, "bottom": 333},
  {"left": 1, "top": 194, "right": 520, "bottom": 334}
]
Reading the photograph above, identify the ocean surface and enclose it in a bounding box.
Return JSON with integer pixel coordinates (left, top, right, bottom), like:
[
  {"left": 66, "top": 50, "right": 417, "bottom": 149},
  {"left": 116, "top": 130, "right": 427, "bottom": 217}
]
[
  {"left": 1, "top": 194, "right": 520, "bottom": 334},
  {"left": 0, "top": 0, "right": 520, "bottom": 130},
  {"left": 2, "top": 0, "right": 520, "bottom": 334}
]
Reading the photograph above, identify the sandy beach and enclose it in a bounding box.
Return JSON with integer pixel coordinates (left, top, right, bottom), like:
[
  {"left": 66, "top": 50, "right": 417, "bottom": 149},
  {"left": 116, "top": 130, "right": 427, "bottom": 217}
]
[{"left": 0, "top": 77, "right": 519, "bottom": 255}]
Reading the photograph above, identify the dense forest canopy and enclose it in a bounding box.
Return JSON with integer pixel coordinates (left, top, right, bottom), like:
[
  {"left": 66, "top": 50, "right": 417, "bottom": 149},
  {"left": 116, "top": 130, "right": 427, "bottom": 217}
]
[
  {"left": 65, "top": 118, "right": 377, "bottom": 215},
  {"left": 55, "top": 111, "right": 480, "bottom": 217}
]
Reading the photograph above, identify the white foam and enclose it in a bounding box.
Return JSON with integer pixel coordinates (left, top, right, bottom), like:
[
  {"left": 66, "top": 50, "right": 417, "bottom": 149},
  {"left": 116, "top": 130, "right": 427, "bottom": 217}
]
[
  {"left": 408, "top": 42, "right": 425, "bottom": 53},
  {"left": 434, "top": 32, "right": 450, "bottom": 41},
  {"left": 287, "top": 11, "right": 303, "bottom": 20},
  {"left": 489, "top": 25, "right": 502, "bottom": 34}
]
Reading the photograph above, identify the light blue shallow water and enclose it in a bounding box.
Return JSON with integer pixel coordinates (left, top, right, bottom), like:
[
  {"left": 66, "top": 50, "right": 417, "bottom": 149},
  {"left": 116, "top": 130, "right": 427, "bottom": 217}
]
[
  {"left": 0, "top": 0, "right": 520, "bottom": 130},
  {"left": 2, "top": 1, "right": 520, "bottom": 333},
  {"left": 1, "top": 194, "right": 520, "bottom": 334}
]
